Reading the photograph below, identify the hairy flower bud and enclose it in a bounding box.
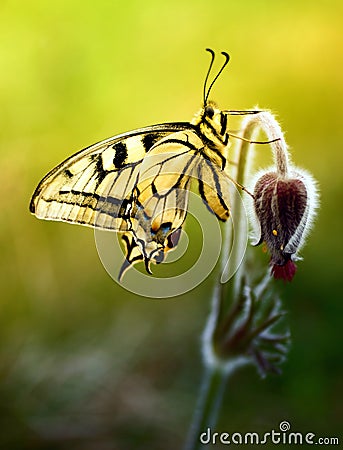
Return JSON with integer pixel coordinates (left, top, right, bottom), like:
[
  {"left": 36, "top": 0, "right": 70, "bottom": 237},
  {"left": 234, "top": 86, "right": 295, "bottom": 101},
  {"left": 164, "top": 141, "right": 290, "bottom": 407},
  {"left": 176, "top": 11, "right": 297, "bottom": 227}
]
[{"left": 252, "top": 168, "right": 318, "bottom": 281}]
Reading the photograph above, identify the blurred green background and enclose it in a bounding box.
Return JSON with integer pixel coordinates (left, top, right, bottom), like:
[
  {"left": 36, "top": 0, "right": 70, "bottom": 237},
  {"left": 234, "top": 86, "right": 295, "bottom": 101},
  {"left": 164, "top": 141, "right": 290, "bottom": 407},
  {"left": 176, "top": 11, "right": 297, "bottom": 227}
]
[{"left": 1, "top": 0, "right": 342, "bottom": 449}]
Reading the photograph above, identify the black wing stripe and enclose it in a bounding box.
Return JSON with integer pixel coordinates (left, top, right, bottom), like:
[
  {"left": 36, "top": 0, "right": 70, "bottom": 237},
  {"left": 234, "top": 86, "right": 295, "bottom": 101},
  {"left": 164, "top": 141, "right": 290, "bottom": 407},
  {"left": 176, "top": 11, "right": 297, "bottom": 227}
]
[
  {"left": 30, "top": 122, "right": 192, "bottom": 215},
  {"left": 112, "top": 141, "right": 128, "bottom": 169},
  {"left": 62, "top": 157, "right": 100, "bottom": 222},
  {"left": 197, "top": 160, "right": 230, "bottom": 221},
  {"left": 142, "top": 133, "right": 165, "bottom": 152}
]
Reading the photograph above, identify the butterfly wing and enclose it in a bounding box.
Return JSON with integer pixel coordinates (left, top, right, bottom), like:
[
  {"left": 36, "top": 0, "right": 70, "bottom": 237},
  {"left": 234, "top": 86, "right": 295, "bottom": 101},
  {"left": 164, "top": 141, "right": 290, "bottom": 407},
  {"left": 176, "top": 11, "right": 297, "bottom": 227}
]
[
  {"left": 197, "top": 157, "right": 231, "bottom": 221},
  {"left": 119, "top": 232, "right": 145, "bottom": 280},
  {"left": 30, "top": 121, "right": 233, "bottom": 279},
  {"left": 132, "top": 130, "right": 202, "bottom": 232},
  {"left": 30, "top": 123, "right": 191, "bottom": 230},
  {"left": 122, "top": 130, "right": 200, "bottom": 272},
  {"left": 137, "top": 128, "right": 232, "bottom": 223},
  {"left": 118, "top": 129, "right": 232, "bottom": 275}
]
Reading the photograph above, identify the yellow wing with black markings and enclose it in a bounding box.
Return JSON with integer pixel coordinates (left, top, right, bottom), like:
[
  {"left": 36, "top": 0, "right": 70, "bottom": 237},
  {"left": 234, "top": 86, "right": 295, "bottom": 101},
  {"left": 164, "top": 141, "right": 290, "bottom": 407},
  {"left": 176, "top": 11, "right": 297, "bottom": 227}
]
[{"left": 30, "top": 123, "right": 192, "bottom": 231}]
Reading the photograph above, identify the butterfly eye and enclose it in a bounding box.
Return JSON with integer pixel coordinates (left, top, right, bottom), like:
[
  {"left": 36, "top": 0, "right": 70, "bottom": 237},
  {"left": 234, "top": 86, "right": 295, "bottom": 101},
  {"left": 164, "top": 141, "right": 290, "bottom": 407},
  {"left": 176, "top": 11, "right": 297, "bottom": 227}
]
[
  {"left": 167, "top": 228, "right": 182, "bottom": 249},
  {"left": 205, "top": 105, "right": 215, "bottom": 118}
]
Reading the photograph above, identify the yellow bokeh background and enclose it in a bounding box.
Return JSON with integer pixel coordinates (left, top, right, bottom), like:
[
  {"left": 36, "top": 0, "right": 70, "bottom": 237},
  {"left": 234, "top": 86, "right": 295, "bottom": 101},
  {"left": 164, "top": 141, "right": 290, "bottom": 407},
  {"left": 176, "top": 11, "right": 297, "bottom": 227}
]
[{"left": 1, "top": 1, "right": 342, "bottom": 448}]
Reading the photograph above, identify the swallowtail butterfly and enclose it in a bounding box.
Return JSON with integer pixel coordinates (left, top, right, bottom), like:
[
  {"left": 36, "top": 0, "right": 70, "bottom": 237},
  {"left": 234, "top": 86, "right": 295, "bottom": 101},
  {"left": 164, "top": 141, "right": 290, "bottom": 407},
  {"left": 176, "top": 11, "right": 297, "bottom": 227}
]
[{"left": 30, "top": 49, "right": 278, "bottom": 279}]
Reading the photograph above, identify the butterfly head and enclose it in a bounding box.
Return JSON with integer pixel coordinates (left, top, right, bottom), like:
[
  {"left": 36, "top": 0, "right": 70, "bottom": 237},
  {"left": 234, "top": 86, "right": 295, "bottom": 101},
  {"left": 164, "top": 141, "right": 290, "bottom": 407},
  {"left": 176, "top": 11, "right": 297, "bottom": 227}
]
[{"left": 193, "top": 100, "right": 228, "bottom": 130}]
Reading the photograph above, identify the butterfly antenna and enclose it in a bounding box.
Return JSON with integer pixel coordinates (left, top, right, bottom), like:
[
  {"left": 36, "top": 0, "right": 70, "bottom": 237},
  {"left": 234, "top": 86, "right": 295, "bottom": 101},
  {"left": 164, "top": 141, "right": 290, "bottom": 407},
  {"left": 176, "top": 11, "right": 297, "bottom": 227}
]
[
  {"left": 204, "top": 50, "right": 230, "bottom": 105},
  {"left": 203, "top": 48, "right": 215, "bottom": 106}
]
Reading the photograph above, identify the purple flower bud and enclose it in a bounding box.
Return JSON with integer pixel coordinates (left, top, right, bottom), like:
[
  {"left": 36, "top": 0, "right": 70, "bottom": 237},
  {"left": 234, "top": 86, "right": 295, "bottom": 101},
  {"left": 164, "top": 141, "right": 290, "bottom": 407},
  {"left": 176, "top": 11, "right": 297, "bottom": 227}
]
[{"left": 252, "top": 168, "right": 318, "bottom": 281}]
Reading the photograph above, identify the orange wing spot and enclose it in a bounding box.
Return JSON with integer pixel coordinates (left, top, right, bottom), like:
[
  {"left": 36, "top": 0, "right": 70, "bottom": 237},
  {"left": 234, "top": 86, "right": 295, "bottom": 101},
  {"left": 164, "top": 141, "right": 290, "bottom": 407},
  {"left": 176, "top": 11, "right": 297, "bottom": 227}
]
[
  {"left": 151, "top": 222, "right": 159, "bottom": 233},
  {"left": 272, "top": 229, "right": 278, "bottom": 236}
]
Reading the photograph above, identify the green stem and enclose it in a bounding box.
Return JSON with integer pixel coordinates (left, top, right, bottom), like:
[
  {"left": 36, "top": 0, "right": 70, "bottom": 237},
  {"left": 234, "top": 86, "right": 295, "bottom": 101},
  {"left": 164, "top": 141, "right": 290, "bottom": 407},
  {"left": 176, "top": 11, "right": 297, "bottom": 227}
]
[
  {"left": 184, "top": 366, "right": 229, "bottom": 450},
  {"left": 230, "top": 124, "right": 254, "bottom": 294}
]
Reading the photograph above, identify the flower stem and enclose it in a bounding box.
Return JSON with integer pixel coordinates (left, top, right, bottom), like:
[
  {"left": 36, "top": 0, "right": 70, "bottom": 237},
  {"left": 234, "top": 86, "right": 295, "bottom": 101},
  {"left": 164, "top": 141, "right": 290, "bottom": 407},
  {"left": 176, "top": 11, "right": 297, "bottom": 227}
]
[
  {"left": 184, "top": 367, "right": 229, "bottom": 450},
  {"left": 229, "top": 119, "right": 254, "bottom": 294},
  {"left": 240, "top": 111, "right": 290, "bottom": 177}
]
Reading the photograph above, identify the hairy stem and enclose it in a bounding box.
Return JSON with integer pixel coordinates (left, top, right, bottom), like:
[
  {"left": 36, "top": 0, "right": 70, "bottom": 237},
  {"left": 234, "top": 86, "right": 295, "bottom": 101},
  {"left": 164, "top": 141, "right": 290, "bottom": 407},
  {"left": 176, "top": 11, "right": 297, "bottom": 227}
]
[{"left": 240, "top": 111, "right": 290, "bottom": 177}]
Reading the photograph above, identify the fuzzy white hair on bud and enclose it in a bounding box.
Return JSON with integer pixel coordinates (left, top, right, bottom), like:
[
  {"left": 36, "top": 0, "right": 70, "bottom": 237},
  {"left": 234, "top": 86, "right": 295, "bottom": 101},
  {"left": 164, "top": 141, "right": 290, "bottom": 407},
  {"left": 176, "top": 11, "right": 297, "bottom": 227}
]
[{"left": 241, "top": 111, "right": 319, "bottom": 281}]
